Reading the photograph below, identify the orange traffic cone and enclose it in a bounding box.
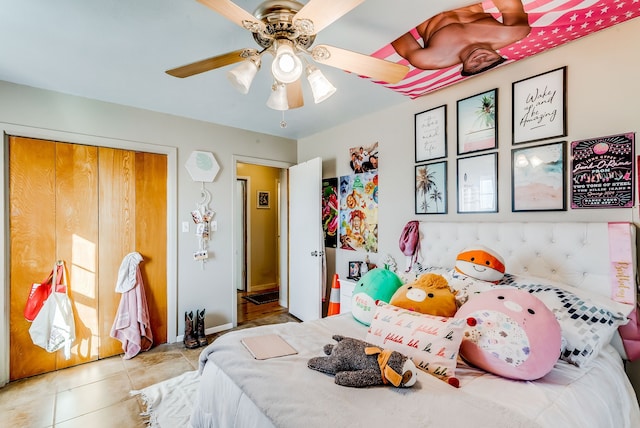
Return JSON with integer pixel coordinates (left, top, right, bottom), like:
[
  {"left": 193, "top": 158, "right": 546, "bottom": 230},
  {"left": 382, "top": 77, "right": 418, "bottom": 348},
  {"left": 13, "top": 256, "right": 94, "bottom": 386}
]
[{"left": 327, "top": 274, "right": 341, "bottom": 316}]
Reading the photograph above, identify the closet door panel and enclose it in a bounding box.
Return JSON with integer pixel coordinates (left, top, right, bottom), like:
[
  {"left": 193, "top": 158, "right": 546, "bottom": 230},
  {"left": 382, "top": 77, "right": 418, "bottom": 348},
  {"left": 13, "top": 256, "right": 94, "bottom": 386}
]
[
  {"left": 135, "top": 152, "right": 168, "bottom": 345},
  {"left": 9, "top": 136, "right": 57, "bottom": 380},
  {"left": 98, "top": 147, "right": 136, "bottom": 358},
  {"left": 55, "top": 142, "right": 100, "bottom": 368}
]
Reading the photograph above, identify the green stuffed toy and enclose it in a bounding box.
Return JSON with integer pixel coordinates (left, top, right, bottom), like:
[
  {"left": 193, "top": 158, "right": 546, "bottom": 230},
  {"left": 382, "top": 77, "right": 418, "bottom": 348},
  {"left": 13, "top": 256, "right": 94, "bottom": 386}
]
[
  {"left": 351, "top": 268, "right": 402, "bottom": 326},
  {"left": 307, "top": 335, "right": 418, "bottom": 388}
]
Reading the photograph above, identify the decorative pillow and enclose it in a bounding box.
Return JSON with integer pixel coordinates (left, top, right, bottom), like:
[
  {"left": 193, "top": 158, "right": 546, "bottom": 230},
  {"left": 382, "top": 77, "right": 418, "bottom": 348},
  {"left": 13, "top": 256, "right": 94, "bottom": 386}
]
[
  {"left": 455, "top": 246, "right": 505, "bottom": 283},
  {"left": 498, "top": 273, "right": 631, "bottom": 367},
  {"left": 366, "top": 303, "right": 467, "bottom": 387},
  {"left": 351, "top": 268, "right": 403, "bottom": 326},
  {"left": 456, "top": 289, "right": 562, "bottom": 380}
]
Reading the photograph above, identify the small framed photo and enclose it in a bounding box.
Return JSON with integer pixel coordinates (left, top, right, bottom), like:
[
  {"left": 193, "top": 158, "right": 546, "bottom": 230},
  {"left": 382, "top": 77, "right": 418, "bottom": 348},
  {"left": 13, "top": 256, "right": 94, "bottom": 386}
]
[
  {"left": 415, "top": 161, "right": 447, "bottom": 214},
  {"left": 457, "top": 88, "right": 498, "bottom": 154},
  {"left": 457, "top": 153, "right": 498, "bottom": 213},
  {"left": 512, "top": 67, "right": 567, "bottom": 144},
  {"left": 415, "top": 105, "right": 447, "bottom": 162},
  {"left": 348, "top": 261, "right": 363, "bottom": 280},
  {"left": 512, "top": 141, "right": 566, "bottom": 212},
  {"left": 257, "top": 190, "right": 270, "bottom": 209}
]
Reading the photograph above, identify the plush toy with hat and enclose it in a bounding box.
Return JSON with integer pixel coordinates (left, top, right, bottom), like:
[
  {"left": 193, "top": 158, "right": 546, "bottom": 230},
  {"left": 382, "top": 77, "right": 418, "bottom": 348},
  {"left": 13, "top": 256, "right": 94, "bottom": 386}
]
[
  {"left": 351, "top": 268, "right": 403, "bottom": 326},
  {"left": 389, "top": 273, "right": 458, "bottom": 317},
  {"left": 308, "top": 335, "right": 418, "bottom": 388},
  {"left": 456, "top": 288, "right": 561, "bottom": 381},
  {"left": 455, "top": 246, "right": 505, "bottom": 283}
]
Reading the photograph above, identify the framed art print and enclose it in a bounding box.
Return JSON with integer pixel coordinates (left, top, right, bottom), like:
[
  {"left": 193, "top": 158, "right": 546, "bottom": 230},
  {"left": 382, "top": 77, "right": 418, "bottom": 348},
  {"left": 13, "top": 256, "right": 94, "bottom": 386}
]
[
  {"left": 512, "top": 67, "right": 566, "bottom": 144},
  {"left": 415, "top": 161, "right": 447, "bottom": 214},
  {"left": 457, "top": 153, "right": 498, "bottom": 213},
  {"left": 457, "top": 89, "right": 498, "bottom": 154},
  {"left": 571, "top": 133, "right": 635, "bottom": 208},
  {"left": 415, "top": 105, "right": 447, "bottom": 162},
  {"left": 512, "top": 141, "right": 566, "bottom": 212},
  {"left": 257, "top": 190, "right": 270, "bottom": 209}
]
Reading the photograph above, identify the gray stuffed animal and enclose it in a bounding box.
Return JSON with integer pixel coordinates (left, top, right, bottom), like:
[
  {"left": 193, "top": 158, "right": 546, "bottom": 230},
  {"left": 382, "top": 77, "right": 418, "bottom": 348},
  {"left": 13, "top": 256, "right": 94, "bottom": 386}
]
[{"left": 307, "top": 335, "right": 418, "bottom": 388}]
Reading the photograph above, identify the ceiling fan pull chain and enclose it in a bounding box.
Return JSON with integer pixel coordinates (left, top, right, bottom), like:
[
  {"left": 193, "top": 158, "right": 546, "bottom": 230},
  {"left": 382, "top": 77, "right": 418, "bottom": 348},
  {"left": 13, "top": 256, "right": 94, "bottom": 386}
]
[{"left": 280, "top": 111, "right": 287, "bottom": 128}]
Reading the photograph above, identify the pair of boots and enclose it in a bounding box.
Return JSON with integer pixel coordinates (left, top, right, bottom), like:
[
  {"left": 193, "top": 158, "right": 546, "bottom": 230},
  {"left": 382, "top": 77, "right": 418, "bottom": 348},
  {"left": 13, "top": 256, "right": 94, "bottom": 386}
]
[{"left": 184, "top": 309, "right": 208, "bottom": 349}]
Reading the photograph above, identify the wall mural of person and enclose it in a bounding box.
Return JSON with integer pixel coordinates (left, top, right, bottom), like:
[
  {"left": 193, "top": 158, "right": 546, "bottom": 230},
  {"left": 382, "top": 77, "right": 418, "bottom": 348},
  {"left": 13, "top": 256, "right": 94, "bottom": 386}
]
[
  {"left": 369, "top": 0, "right": 637, "bottom": 98},
  {"left": 391, "top": 0, "right": 530, "bottom": 76}
]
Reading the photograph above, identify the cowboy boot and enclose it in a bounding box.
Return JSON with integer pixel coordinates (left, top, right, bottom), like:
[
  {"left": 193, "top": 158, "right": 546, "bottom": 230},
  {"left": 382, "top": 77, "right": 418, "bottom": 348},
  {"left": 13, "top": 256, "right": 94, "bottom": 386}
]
[
  {"left": 196, "top": 309, "right": 208, "bottom": 347},
  {"left": 183, "top": 311, "right": 199, "bottom": 349}
]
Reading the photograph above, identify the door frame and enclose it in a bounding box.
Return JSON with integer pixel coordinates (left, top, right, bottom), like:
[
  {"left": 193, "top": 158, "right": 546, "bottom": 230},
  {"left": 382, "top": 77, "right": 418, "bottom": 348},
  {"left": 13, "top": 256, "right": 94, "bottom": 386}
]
[
  {"left": 0, "top": 123, "right": 178, "bottom": 387},
  {"left": 232, "top": 155, "right": 292, "bottom": 327}
]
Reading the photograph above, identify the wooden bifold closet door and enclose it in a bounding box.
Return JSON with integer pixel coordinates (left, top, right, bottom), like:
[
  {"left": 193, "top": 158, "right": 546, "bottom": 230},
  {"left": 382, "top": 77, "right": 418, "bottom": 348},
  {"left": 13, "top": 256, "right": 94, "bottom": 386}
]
[{"left": 9, "top": 136, "right": 167, "bottom": 381}]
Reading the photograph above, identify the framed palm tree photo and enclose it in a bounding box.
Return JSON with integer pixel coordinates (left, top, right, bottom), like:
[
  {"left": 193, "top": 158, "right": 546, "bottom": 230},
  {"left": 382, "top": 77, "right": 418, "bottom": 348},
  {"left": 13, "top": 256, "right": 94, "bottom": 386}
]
[
  {"left": 415, "top": 161, "right": 447, "bottom": 214},
  {"left": 457, "top": 89, "right": 498, "bottom": 155}
]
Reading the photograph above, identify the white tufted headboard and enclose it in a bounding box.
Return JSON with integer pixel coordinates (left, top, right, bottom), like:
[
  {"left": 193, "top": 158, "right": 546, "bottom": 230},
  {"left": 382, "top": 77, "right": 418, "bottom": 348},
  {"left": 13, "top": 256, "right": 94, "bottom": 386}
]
[
  {"left": 414, "top": 222, "right": 638, "bottom": 359},
  {"left": 416, "top": 222, "right": 637, "bottom": 300}
]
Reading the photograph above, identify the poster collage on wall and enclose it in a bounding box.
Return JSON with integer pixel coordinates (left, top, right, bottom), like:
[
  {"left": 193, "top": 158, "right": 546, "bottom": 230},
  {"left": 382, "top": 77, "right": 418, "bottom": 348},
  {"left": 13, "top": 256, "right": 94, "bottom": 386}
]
[
  {"left": 411, "top": 64, "right": 636, "bottom": 214},
  {"left": 321, "top": 142, "right": 379, "bottom": 254}
]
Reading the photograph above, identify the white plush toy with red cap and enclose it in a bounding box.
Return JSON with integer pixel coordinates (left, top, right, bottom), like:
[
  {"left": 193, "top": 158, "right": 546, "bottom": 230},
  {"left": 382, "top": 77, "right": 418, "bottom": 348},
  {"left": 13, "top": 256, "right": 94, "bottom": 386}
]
[{"left": 449, "top": 246, "right": 506, "bottom": 305}]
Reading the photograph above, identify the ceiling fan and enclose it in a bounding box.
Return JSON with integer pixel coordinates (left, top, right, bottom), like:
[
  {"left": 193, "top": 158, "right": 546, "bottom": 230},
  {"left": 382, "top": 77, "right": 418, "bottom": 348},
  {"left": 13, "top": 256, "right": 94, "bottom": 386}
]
[{"left": 166, "top": 0, "right": 409, "bottom": 111}]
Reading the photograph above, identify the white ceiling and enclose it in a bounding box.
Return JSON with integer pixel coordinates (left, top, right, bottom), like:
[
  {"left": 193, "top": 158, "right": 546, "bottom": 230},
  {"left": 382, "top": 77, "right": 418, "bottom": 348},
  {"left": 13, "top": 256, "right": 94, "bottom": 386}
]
[{"left": 0, "top": 0, "right": 470, "bottom": 140}]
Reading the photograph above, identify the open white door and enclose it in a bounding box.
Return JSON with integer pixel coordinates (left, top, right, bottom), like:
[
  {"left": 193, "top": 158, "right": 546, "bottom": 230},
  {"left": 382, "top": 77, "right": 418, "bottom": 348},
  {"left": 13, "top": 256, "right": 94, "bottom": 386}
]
[{"left": 288, "top": 157, "right": 323, "bottom": 321}]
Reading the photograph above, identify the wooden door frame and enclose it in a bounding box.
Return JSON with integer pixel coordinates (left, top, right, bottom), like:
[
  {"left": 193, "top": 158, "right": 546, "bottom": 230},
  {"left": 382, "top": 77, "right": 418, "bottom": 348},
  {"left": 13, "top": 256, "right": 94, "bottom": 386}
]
[
  {"left": 232, "top": 155, "right": 292, "bottom": 327},
  {"left": 0, "top": 123, "right": 178, "bottom": 387}
]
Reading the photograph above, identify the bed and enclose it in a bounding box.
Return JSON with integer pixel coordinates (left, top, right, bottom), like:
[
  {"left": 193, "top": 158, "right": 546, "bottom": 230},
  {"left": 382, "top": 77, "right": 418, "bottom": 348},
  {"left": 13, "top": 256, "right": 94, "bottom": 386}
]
[{"left": 191, "top": 222, "right": 640, "bottom": 428}]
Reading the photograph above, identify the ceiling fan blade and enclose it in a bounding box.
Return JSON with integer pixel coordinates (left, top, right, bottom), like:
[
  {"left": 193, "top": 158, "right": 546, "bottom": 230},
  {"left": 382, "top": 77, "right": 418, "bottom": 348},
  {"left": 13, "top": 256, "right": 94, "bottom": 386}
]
[
  {"left": 197, "top": 0, "right": 263, "bottom": 32},
  {"left": 294, "top": 0, "right": 365, "bottom": 34},
  {"left": 311, "top": 44, "right": 409, "bottom": 84},
  {"left": 287, "top": 80, "right": 304, "bottom": 109},
  {"left": 166, "top": 49, "right": 253, "bottom": 78}
]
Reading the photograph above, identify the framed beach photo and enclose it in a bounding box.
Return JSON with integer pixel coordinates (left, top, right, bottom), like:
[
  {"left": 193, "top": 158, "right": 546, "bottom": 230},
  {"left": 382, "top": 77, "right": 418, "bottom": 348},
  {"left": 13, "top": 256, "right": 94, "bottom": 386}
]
[
  {"left": 512, "top": 67, "right": 567, "bottom": 144},
  {"left": 512, "top": 141, "right": 566, "bottom": 212},
  {"left": 415, "top": 161, "right": 447, "bottom": 214},
  {"left": 457, "top": 153, "right": 498, "bottom": 213},
  {"left": 415, "top": 105, "right": 447, "bottom": 162},
  {"left": 457, "top": 89, "right": 498, "bottom": 154}
]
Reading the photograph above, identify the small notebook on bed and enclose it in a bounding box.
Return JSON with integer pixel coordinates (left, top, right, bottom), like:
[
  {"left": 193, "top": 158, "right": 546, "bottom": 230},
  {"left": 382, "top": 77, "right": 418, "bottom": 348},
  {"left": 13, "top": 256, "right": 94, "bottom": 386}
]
[{"left": 241, "top": 334, "right": 298, "bottom": 360}]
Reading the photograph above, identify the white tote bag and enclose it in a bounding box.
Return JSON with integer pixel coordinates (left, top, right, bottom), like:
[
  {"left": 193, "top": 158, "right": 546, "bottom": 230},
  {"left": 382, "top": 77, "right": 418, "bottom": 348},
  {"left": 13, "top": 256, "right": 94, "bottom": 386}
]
[{"left": 28, "top": 264, "right": 75, "bottom": 360}]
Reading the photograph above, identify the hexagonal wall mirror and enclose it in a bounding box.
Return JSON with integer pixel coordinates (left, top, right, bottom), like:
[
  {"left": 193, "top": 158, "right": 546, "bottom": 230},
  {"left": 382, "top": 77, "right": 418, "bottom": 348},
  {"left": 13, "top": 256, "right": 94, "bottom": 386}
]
[{"left": 185, "top": 151, "right": 220, "bottom": 182}]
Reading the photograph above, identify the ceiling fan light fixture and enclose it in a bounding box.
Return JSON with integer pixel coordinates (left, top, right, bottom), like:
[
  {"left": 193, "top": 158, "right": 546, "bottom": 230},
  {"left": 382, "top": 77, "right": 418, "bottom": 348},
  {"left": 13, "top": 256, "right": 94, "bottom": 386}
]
[
  {"left": 227, "top": 56, "right": 260, "bottom": 94},
  {"left": 271, "top": 40, "right": 303, "bottom": 84},
  {"left": 306, "top": 65, "right": 336, "bottom": 104},
  {"left": 266, "top": 82, "right": 289, "bottom": 111}
]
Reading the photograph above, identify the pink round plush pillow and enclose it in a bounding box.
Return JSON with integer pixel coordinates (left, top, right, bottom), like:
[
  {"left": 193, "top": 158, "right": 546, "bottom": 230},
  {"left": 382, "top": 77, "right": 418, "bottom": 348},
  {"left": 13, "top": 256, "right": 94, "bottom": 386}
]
[{"left": 455, "top": 289, "right": 561, "bottom": 380}]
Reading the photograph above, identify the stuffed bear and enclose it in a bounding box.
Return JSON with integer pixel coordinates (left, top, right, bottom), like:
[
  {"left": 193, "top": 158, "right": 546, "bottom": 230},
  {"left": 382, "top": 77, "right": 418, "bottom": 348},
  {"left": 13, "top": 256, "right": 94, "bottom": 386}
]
[
  {"left": 389, "top": 273, "right": 458, "bottom": 317},
  {"left": 456, "top": 288, "right": 561, "bottom": 381},
  {"left": 351, "top": 268, "right": 403, "bottom": 326},
  {"left": 308, "top": 335, "right": 418, "bottom": 388}
]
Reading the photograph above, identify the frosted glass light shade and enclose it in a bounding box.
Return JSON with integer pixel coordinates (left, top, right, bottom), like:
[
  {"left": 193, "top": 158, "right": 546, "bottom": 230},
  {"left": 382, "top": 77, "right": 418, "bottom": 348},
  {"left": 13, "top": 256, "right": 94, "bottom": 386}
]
[
  {"left": 266, "top": 83, "right": 289, "bottom": 111},
  {"left": 271, "top": 43, "right": 303, "bottom": 84},
  {"left": 227, "top": 59, "right": 259, "bottom": 94},
  {"left": 306, "top": 66, "right": 336, "bottom": 104}
]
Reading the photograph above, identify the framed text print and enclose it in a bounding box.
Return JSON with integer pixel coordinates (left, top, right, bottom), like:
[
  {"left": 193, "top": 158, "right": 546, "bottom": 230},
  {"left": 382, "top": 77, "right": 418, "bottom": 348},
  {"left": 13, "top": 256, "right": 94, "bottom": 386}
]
[
  {"left": 571, "top": 133, "right": 635, "bottom": 209},
  {"left": 415, "top": 105, "right": 447, "bottom": 162},
  {"left": 512, "top": 67, "right": 566, "bottom": 145}
]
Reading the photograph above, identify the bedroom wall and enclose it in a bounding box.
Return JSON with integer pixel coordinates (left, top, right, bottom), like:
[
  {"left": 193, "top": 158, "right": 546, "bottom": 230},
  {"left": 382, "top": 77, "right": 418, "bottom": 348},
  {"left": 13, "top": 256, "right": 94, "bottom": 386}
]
[
  {"left": 297, "top": 18, "right": 640, "bottom": 396},
  {"left": 0, "top": 81, "right": 296, "bottom": 384}
]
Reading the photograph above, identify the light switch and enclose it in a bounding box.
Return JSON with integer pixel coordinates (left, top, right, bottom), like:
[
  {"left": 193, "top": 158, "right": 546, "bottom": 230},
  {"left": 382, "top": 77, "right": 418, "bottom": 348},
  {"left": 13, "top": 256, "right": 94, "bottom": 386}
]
[
  {"left": 182, "top": 221, "right": 189, "bottom": 233},
  {"left": 211, "top": 220, "right": 218, "bottom": 231}
]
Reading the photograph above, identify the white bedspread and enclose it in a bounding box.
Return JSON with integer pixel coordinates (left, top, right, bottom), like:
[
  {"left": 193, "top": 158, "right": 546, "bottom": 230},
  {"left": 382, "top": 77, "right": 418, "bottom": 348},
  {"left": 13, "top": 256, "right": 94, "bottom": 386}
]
[{"left": 192, "top": 314, "right": 640, "bottom": 428}]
